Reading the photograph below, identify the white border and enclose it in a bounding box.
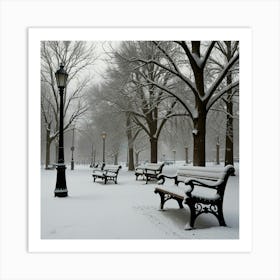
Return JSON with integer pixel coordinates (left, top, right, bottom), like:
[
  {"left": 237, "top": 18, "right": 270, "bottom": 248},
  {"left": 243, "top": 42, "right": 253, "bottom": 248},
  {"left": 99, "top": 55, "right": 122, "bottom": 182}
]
[
  {"left": 28, "top": 27, "right": 252, "bottom": 253},
  {"left": 2, "top": 1, "right": 279, "bottom": 279}
]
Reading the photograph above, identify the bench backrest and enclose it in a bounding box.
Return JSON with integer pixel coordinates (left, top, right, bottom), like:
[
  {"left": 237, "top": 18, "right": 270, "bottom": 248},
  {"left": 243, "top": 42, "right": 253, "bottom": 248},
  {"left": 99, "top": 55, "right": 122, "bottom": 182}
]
[
  {"left": 177, "top": 165, "right": 235, "bottom": 196},
  {"left": 177, "top": 167, "right": 222, "bottom": 182},
  {"left": 92, "top": 163, "right": 105, "bottom": 171},
  {"left": 103, "top": 164, "right": 122, "bottom": 173},
  {"left": 145, "top": 163, "right": 164, "bottom": 171}
]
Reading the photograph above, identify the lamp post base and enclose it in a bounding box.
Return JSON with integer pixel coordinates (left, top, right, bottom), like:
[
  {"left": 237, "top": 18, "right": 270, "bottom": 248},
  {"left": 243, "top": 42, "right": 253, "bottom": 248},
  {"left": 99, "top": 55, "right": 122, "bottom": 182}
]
[
  {"left": 54, "top": 164, "right": 68, "bottom": 197},
  {"left": 71, "top": 160, "right": 74, "bottom": 170},
  {"left": 54, "top": 189, "right": 68, "bottom": 197}
]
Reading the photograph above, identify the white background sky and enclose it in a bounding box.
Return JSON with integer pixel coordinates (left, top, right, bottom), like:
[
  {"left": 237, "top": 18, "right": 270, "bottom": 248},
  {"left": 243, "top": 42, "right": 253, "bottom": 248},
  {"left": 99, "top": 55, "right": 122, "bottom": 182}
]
[{"left": 1, "top": 1, "right": 280, "bottom": 280}]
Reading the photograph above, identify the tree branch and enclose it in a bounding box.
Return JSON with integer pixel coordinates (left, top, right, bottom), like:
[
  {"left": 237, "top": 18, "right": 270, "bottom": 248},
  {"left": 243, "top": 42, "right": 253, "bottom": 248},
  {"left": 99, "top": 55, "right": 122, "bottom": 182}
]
[
  {"left": 205, "top": 53, "right": 239, "bottom": 101},
  {"left": 206, "top": 80, "right": 239, "bottom": 112}
]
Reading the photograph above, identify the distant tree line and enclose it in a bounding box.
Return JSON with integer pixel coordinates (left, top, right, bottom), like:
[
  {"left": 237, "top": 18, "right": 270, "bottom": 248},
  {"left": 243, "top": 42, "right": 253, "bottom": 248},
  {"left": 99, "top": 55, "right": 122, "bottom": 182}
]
[{"left": 41, "top": 40, "right": 239, "bottom": 169}]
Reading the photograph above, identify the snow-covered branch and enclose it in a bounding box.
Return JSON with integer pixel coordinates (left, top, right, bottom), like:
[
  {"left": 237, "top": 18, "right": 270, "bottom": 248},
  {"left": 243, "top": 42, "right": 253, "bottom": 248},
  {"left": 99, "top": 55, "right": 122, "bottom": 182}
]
[
  {"left": 205, "top": 53, "right": 239, "bottom": 101},
  {"left": 201, "top": 41, "right": 216, "bottom": 68},
  {"left": 206, "top": 80, "right": 239, "bottom": 112}
]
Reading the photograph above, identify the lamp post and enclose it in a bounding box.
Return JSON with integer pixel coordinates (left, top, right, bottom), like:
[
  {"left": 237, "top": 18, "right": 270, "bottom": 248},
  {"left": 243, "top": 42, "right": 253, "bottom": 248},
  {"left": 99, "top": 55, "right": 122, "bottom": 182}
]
[
  {"left": 216, "top": 136, "right": 220, "bottom": 165},
  {"left": 185, "top": 145, "right": 189, "bottom": 164},
  {"left": 54, "top": 63, "right": 68, "bottom": 197},
  {"left": 172, "top": 149, "right": 176, "bottom": 164},
  {"left": 90, "top": 144, "right": 96, "bottom": 168},
  {"left": 70, "top": 127, "right": 75, "bottom": 170},
  {"left": 101, "top": 131, "right": 107, "bottom": 164},
  {"left": 90, "top": 143, "right": 94, "bottom": 167}
]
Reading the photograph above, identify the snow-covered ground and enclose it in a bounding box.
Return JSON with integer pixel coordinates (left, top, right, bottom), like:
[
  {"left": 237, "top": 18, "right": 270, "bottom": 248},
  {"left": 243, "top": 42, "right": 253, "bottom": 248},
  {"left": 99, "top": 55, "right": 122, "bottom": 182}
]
[{"left": 41, "top": 163, "right": 239, "bottom": 239}]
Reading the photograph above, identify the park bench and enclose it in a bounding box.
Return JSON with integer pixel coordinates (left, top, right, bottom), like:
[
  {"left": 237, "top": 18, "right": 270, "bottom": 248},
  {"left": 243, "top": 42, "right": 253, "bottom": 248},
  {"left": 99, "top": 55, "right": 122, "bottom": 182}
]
[
  {"left": 91, "top": 162, "right": 105, "bottom": 171},
  {"left": 92, "top": 164, "right": 122, "bottom": 184},
  {"left": 135, "top": 163, "right": 165, "bottom": 184},
  {"left": 154, "top": 165, "right": 235, "bottom": 229}
]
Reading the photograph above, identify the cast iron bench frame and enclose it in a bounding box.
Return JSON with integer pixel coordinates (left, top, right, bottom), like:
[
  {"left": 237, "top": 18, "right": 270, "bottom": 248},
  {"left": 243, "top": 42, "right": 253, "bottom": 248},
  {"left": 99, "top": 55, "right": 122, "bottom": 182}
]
[
  {"left": 92, "top": 164, "right": 122, "bottom": 184},
  {"left": 154, "top": 165, "right": 235, "bottom": 229},
  {"left": 135, "top": 163, "right": 165, "bottom": 184}
]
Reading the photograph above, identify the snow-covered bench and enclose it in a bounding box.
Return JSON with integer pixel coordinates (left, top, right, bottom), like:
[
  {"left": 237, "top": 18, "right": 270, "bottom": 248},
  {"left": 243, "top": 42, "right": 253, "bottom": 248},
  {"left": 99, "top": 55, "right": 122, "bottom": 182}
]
[
  {"left": 91, "top": 162, "right": 105, "bottom": 171},
  {"left": 135, "top": 163, "right": 165, "bottom": 184},
  {"left": 92, "top": 164, "right": 122, "bottom": 184},
  {"left": 154, "top": 165, "right": 235, "bottom": 229}
]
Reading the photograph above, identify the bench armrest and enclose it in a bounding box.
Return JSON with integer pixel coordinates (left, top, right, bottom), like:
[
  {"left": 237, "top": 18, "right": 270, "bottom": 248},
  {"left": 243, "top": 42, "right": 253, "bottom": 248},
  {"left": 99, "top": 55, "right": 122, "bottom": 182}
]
[
  {"left": 144, "top": 168, "right": 159, "bottom": 174},
  {"left": 184, "top": 178, "right": 222, "bottom": 196},
  {"left": 157, "top": 174, "right": 178, "bottom": 185}
]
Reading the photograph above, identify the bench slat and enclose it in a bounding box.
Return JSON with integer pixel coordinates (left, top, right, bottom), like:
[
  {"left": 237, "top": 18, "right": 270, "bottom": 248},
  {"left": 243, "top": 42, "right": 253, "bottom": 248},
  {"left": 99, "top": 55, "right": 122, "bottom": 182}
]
[
  {"left": 135, "top": 163, "right": 165, "bottom": 183},
  {"left": 154, "top": 165, "right": 235, "bottom": 230},
  {"left": 92, "top": 164, "right": 121, "bottom": 184}
]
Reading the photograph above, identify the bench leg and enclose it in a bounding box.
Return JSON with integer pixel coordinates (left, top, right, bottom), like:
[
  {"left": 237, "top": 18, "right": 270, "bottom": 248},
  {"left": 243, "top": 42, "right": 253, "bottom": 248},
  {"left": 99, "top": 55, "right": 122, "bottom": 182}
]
[
  {"left": 176, "top": 198, "right": 184, "bottom": 209},
  {"left": 185, "top": 201, "right": 227, "bottom": 229},
  {"left": 185, "top": 201, "right": 197, "bottom": 230},
  {"left": 217, "top": 203, "right": 226, "bottom": 226},
  {"left": 159, "top": 193, "right": 166, "bottom": 210}
]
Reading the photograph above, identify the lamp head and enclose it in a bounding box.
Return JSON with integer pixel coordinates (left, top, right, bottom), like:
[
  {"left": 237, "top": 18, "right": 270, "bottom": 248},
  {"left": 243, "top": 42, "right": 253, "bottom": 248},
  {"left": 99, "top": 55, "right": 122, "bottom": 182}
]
[{"left": 55, "top": 63, "right": 68, "bottom": 88}]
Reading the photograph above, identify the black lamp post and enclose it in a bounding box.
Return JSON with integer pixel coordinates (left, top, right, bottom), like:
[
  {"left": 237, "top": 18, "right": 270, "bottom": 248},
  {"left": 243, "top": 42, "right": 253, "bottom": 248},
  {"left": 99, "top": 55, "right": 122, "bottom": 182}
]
[
  {"left": 90, "top": 143, "right": 96, "bottom": 168},
  {"left": 185, "top": 145, "right": 189, "bottom": 164},
  {"left": 90, "top": 143, "right": 94, "bottom": 167},
  {"left": 101, "top": 131, "right": 107, "bottom": 164},
  {"left": 216, "top": 136, "right": 220, "bottom": 165},
  {"left": 172, "top": 149, "right": 176, "bottom": 164},
  {"left": 54, "top": 63, "right": 68, "bottom": 197},
  {"left": 71, "top": 127, "right": 75, "bottom": 170}
]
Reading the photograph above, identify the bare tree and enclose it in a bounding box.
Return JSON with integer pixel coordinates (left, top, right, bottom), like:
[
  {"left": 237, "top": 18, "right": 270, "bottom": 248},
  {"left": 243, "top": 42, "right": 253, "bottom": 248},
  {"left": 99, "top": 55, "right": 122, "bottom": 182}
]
[
  {"left": 126, "top": 41, "right": 239, "bottom": 166},
  {"left": 209, "top": 41, "right": 239, "bottom": 165},
  {"left": 112, "top": 41, "right": 188, "bottom": 163},
  {"left": 41, "top": 41, "right": 96, "bottom": 168}
]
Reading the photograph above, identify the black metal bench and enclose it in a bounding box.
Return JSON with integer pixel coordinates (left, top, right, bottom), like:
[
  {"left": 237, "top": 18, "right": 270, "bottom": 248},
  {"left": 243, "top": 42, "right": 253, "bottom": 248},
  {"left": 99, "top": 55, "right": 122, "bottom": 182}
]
[
  {"left": 91, "top": 162, "right": 105, "bottom": 170},
  {"left": 154, "top": 165, "right": 235, "bottom": 229},
  {"left": 92, "top": 164, "right": 122, "bottom": 184},
  {"left": 135, "top": 163, "right": 164, "bottom": 184}
]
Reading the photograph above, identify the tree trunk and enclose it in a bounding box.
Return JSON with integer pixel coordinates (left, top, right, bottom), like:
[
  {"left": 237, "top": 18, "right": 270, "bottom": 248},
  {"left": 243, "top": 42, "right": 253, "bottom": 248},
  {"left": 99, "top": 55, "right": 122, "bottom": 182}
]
[
  {"left": 225, "top": 94, "right": 234, "bottom": 165},
  {"left": 149, "top": 109, "right": 158, "bottom": 163},
  {"left": 114, "top": 153, "right": 118, "bottom": 165},
  {"left": 191, "top": 42, "right": 206, "bottom": 166},
  {"left": 126, "top": 114, "right": 135, "bottom": 171},
  {"left": 225, "top": 41, "right": 234, "bottom": 166},
  {"left": 150, "top": 137, "right": 158, "bottom": 163},
  {"left": 193, "top": 107, "right": 206, "bottom": 166},
  {"left": 128, "top": 147, "right": 134, "bottom": 170}
]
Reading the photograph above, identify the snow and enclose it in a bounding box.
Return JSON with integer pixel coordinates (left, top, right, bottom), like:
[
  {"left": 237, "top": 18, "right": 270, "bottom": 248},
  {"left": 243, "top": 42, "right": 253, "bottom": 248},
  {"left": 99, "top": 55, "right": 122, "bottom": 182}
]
[
  {"left": 192, "top": 129, "right": 198, "bottom": 135},
  {"left": 41, "top": 164, "right": 239, "bottom": 239}
]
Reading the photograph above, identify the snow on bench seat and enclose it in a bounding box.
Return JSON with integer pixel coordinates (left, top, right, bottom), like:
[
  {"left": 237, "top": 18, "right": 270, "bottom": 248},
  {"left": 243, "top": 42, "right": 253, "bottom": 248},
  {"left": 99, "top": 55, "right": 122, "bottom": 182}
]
[
  {"left": 154, "top": 165, "right": 235, "bottom": 229},
  {"left": 155, "top": 183, "right": 220, "bottom": 202},
  {"left": 135, "top": 163, "right": 164, "bottom": 184},
  {"left": 92, "top": 164, "right": 121, "bottom": 184}
]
